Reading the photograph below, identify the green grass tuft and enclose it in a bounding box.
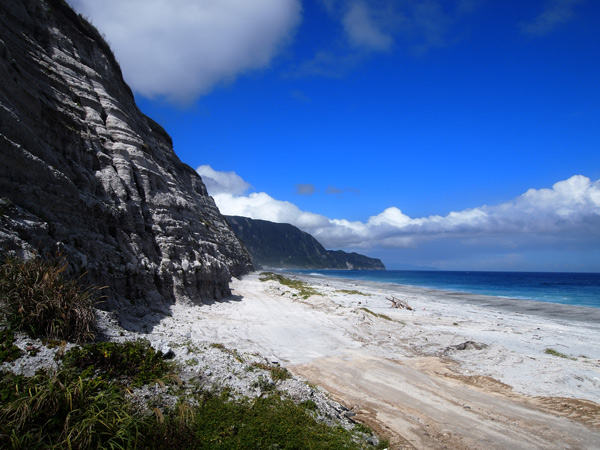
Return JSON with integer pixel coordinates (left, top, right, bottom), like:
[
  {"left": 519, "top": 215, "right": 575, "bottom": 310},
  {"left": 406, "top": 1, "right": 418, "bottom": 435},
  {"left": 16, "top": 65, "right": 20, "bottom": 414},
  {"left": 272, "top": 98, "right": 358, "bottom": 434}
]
[
  {"left": 359, "top": 307, "right": 393, "bottom": 321},
  {"left": 353, "top": 422, "right": 373, "bottom": 436},
  {"left": 0, "top": 254, "right": 101, "bottom": 343},
  {"left": 0, "top": 370, "right": 144, "bottom": 449},
  {"left": 259, "top": 272, "right": 321, "bottom": 299},
  {"left": 336, "top": 289, "right": 371, "bottom": 296},
  {"left": 544, "top": 348, "right": 576, "bottom": 360},
  {"left": 210, "top": 342, "right": 246, "bottom": 362},
  {"left": 251, "top": 361, "right": 293, "bottom": 382}
]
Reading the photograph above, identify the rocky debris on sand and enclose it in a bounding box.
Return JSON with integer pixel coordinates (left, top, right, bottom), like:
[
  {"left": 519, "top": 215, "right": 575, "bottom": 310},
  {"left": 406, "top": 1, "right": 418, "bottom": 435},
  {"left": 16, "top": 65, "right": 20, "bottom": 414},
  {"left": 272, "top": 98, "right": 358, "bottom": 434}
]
[{"left": 444, "top": 340, "right": 489, "bottom": 354}]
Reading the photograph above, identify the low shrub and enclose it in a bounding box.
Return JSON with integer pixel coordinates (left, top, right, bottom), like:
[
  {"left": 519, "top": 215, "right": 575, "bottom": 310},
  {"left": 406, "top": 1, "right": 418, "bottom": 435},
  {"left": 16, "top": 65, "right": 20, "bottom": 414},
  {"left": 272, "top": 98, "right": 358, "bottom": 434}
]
[
  {"left": 145, "top": 392, "right": 368, "bottom": 450},
  {"left": 270, "top": 365, "right": 292, "bottom": 382},
  {"left": 0, "top": 254, "right": 100, "bottom": 343},
  {"left": 300, "top": 399, "right": 318, "bottom": 411},
  {"left": 1, "top": 340, "right": 378, "bottom": 450},
  {"left": 61, "top": 339, "right": 175, "bottom": 387},
  {"left": 251, "top": 361, "right": 293, "bottom": 382}
]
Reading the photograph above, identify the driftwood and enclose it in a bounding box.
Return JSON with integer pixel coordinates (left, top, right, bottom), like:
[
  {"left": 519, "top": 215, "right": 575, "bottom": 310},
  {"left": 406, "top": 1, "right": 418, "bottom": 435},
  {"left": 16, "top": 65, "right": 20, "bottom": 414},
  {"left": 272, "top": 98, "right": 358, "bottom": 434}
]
[{"left": 386, "top": 296, "right": 413, "bottom": 310}]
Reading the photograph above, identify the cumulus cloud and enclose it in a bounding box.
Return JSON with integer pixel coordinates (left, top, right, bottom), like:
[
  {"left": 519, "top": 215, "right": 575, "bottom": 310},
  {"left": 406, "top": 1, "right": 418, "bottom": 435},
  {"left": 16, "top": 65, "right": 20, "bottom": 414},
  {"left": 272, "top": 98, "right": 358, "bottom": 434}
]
[
  {"left": 67, "top": 0, "right": 302, "bottom": 103},
  {"left": 520, "top": 0, "right": 584, "bottom": 36},
  {"left": 213, "top": 192, "right": 331, "bottom": 230},
  {"left": 201, "top": 167, "right": 600, "bottom": 253},
  {"left": 196, "top": 165, "right": 251, "bottom": 195}
]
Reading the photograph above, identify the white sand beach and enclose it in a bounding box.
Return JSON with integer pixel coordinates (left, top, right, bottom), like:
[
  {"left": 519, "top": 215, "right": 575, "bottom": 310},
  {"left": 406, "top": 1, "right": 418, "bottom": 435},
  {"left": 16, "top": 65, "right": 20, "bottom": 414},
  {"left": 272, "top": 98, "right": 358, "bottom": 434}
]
[{"left": 141, "top": 271, "right": 600, "bottom": 449}]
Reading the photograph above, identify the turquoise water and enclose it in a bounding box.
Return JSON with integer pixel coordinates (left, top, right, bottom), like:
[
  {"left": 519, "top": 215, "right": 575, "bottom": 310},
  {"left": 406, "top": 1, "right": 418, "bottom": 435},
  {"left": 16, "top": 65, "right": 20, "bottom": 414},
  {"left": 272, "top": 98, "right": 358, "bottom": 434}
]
[{"left": 292, "top": 270, "right": 600, "bottom": 309}]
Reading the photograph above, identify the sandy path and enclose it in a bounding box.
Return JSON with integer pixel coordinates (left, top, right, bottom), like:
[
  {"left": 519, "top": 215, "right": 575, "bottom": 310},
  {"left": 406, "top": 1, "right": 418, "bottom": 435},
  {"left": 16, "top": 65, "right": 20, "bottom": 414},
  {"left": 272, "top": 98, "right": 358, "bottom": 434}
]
[
  {"left": 153, "top": 272, "right": 600, "bottom": 449},
  {"left": 177, "top": 285, "right": 363, "bottom": 363},
  {"left": 292, "top": 354, "right": 599, "bottom": 449}
]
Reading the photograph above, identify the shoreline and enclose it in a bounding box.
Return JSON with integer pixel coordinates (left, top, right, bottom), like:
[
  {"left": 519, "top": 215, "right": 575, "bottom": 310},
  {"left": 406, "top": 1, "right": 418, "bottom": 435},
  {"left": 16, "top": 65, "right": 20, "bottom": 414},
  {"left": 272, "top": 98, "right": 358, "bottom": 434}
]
[
  {"left": 283, "top": 272, "right": 600, "bottom": 396},
  {"left": 294, "top": 270, "right": 600, "bottom": 324},
  {"left": 290, "top": 268, "right": 600, "bottom": 310}
]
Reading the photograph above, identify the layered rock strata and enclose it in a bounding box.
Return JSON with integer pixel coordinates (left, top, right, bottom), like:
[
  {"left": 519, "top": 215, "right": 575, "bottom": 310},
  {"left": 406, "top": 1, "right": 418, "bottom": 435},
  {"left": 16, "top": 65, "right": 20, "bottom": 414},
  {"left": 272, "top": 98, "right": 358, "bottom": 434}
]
[{"left": 0, "top": 0, "right": 253, "bottom": 315}]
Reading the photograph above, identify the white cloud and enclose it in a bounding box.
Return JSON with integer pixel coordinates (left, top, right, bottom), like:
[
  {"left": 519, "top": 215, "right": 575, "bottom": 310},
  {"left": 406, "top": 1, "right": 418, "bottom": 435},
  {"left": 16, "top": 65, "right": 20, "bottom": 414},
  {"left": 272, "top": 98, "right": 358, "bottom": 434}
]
[
  {"left": 196, "top": 165, "right": 251, "bottom": 195},
  {"left": 213, "top": 192, "right": 330, "bottom": 230},
  {"left": 343, "top": 1, "right": 393, "bottom": 51},
  {"left": 296, "top": 0, "right": 482, "bottom": 78},
  {"left": 201, "top": 167, "right": 600, "bottom": 253},
  {"left": 67, "top": 0, "right": 302, "bottom": 103},
  {"left": 499, "top": 175, "right": 600, "bottom": 232}
]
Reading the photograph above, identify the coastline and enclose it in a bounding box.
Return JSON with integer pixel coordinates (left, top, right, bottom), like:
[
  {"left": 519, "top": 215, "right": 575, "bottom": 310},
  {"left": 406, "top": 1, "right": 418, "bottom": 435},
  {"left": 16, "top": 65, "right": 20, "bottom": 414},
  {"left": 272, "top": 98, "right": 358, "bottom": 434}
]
[
  {"left": 294, "top": 268, "right": 600, "bottom": 311},
  {"left": 297, "top": 271, "right": 600, "bottom": 324},
  {"left": 9, "top": 270, "right": 593, "bottom": 449},
  {"left": 281, "top": 272, "right": 600, "bottom": 398},
  {"left": 182, "top": 271, "right": 600, "bottom": 449}
]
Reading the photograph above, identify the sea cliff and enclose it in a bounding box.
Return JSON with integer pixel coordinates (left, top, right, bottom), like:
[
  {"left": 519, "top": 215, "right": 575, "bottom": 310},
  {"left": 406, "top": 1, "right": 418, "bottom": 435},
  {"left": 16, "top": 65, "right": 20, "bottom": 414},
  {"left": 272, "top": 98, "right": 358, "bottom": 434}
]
[
  {"left": 226, "top": 215, "right": 385, "bottom": 270},
  {"left": 0, "top": 0, "right": 253, "bottom": 316}
]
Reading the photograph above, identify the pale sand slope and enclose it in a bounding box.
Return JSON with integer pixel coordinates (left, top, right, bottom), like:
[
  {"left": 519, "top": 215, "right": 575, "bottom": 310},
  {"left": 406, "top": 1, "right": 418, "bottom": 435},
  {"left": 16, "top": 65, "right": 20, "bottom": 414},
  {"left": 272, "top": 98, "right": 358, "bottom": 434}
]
[{"left": 152, "top": 272, "right": 600, "bottom": 450}]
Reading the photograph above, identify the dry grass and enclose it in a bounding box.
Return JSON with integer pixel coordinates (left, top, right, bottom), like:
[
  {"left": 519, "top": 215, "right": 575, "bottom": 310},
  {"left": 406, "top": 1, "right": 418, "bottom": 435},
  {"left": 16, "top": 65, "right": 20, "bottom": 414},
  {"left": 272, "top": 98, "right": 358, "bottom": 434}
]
[
  {"left": 0, "top": 254, "right": 101, "bottom": 343},
  {"left": 360, "top": 307, "right": 393, "bottom": 322},
  {"left": 259, "top": 272, "right": 321, "bottom": 299}
]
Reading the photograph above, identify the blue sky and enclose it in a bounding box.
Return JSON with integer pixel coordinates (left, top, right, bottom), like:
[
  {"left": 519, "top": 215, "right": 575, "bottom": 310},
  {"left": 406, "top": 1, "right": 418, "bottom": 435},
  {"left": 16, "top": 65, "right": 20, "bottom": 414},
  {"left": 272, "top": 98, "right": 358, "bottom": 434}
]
[{"left": 68, "top": 0, "right": 600, "bottom": 272}]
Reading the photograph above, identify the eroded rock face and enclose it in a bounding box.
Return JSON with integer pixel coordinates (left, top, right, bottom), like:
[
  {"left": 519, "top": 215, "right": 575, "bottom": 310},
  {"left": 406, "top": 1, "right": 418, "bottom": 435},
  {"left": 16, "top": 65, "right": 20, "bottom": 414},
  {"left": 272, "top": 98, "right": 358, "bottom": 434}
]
[{"left": 0, "top": 0, "right": 253, "bottom": 315}]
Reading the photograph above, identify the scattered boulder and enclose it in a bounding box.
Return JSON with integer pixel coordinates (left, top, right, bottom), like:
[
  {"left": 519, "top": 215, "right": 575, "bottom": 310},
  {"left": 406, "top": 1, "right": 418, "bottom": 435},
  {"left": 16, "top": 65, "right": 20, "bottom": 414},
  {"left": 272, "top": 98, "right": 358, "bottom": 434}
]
[{"left": 445, "top": 341, "right": 489, "bottom": 354}]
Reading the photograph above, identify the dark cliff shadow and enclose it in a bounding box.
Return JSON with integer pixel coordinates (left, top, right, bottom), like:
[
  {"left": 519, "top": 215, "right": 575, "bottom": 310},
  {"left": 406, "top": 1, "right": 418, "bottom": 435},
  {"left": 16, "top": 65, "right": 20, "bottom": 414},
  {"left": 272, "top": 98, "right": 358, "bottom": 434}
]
[
  {"left": 94, "top": 293, "right": 247, "bottom": 339},
  {"left": 199, "top": 294, "right": 244, "bottom": 306}
]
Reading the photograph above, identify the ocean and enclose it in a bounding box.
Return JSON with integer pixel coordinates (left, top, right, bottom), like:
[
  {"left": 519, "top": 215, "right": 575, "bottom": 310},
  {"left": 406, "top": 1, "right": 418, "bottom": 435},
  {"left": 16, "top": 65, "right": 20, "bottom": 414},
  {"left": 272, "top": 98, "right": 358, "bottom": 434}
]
[{"left": 292, "top": 270, "right": 600, "bottom": 310}]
